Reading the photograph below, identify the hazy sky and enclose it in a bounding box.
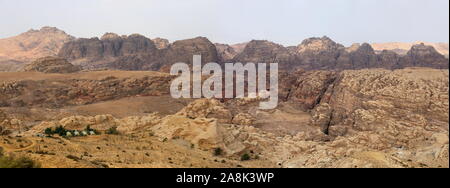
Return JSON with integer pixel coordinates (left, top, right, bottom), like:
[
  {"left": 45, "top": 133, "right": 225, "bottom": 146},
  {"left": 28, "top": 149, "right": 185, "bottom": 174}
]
[{"left": 0, "top": 0, "right": 448, "bottom": 46}]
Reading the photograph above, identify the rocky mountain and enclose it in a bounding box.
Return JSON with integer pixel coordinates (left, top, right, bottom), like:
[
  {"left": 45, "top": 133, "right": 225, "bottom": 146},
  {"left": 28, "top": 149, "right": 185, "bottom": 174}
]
[
  {"left": 372, "top": 42, "right": 449, "bottom": 57},
  {"left": 0, "top": 27, "right": 447, "bottom": 72},
  {"left": 232, "top": 37, "right": 449, "bottom": 70},
  {"left": 152, "top": 38, "right": 170, "bottom": 49},
  {"left": 0, "top": 27, "right": 75, "bottom": 70},
  {"left": 160, "top": 37, "right": 218, "bottom": 70},
  {"left": 58, "top": 34, "right": 218, "bottom": 71},
  {"left": 215, "top": 42, "right": 251, "bottom": 62},
  {"left": 400, "top": 43, "right": 449, "bottom": 69},
  {"left": 215, "top": 43, "right": 238, "bottom": 62},
  {"left": 23, "top": 56, "right": 81, "bottom": 74},
  {"left": 232, "top": 40, "right": 299, "bottom": 69}
]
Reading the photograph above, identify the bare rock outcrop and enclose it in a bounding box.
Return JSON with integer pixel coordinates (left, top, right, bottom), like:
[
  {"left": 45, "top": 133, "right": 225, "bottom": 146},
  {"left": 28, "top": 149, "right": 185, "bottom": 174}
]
[
  {"left": 159, "top": 37, "right": 219, "bottom": 70},
  {"left": 215, "top": 43, "right": 238, "bottom": 62},
  {"left": 0, "top": 110, "right": 6, "bottom": 135},
  {"left": 372, "top": 42, "right": 449, "bottom": 57},
  {"left": 176, "top": 99, "right": 233, "bottom": 123},
  {"left": 233, "top": 40, "right": 299, "bottom": 69},
  {"left": 230, "top": 37, "right": 448, "bottom": 71},
  {"left": 297, "top": 36, "right": 345, "bottom": 54},
  {"left": 0, "top": 72, "right": 173, "bottom": 108},
  {"left": 23, "top": 56, "right": 81, "bottom": 73},
  {"left": 152, "top": 38, "right": 170, "bottom": 49},
  {"left": 58, "top": 33, "right": 161, "bottom": 70},
  {"left": 150, "top": 99, "right": 247, "bottom": 155},
  {"left": 400, "top": 43, "right": 449, "bottom": 69},
  {"left": 313, "top": 68, "right": 449, "bottom": 143},
  {"left": 0, "top": 109, "right": 23, "bottom": 135},
  {"left": 279, "top": 70, "right": 337, "bottom": 110},
  {"left": 59, "top": 35, "right": 218, "bottom": 71}
]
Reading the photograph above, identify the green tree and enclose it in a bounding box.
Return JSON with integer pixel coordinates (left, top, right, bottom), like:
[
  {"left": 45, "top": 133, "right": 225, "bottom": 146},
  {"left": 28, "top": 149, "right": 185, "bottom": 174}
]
[
  {"left": 106, "top": 127, "right": 119, "bottom": 135},
  {"left": 241, "top": 153, "right": 251, "bottom": 161},
  {"left": 44, "top": 128, "right": 53, "bottom": 136},
  {"left": 213, "top": 148, "right": 223, "bottom": 156}
]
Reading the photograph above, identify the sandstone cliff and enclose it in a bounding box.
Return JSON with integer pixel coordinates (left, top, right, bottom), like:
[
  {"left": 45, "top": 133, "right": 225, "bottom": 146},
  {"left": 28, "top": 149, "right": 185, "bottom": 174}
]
[
  {"left": 233, "top": 36, "right": 448, "bottom": 70},
  {"left": 152, "top": 38, "right": 170, "bottom": 49},
  {"left": 58, "top": 34, "right": 219, "bottom": 71}
]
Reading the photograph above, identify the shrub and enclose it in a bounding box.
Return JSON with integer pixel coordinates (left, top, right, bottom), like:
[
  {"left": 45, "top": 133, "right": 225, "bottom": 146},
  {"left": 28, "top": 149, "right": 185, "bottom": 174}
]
[
  {"left": 44, "top": 128, "right": 53, "bottom": 136},
  {"left": 241, "top": 153, "right": 251, "bottom": 161},
  {"left": 85, "top": 126, "right": 100, "bottom": 135},
  {"left": 0, "top": 154, "right": 40, "bottom": 168},
  {"left": 213, "top": 148, "right": 223, "bottom": 156},
  {"left": 106, "top": 127, "right": 119, "bottom": 135},
  {"left": 54, "top": 126, "right": 67, "bottom": 136}
]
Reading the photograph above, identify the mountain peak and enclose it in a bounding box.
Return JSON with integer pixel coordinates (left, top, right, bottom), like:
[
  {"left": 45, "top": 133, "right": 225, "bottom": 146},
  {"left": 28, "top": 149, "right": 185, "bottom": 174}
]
[
  {"left": 40, "top": 26, "right": 62, "bottom": 32},
  {"left": 0, "top": 26, "right": 74, "bottom": 63},
  {"left": 408, "top": 43, "right": 441, "bottom": 56},
  {"left": 24, "top": 26, "right": 67, "bottom": 35},
  {"left": 101, "top": 32, "right": 121, "bottom": 40},
  {"left": 297, "top": 36, "right": 344, "bottom": 53}
]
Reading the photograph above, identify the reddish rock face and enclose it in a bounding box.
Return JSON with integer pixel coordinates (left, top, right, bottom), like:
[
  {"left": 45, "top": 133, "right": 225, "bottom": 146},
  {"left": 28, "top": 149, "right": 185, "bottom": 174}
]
[
  {"left": 279, "top": 70, "right": 337, "bottom": 110},
  {"left": 55, "top": 31, "right": 448, "bottom": 72},
  {"left": 0, "top": 73, "right": 173, "bottom": 108},
  {"left": 400, "top": 43, "right": 449, "bottom": 69},
  {"left": 232, "top": 40, "right": 300, "bottom": 70},
  {"left": 58, "top": 35, "right": 219, "bottom": 71},
  {"left": 0, "top": 27, "right": 75, "bottom": 63},
  {"left": 228, "top": 37, "right": 448, "bottom": 71},
  {"left": 152, "top": 38, "right": 170, "bottom": 49},
  {"left": 215, "top": 43, "right": 238, "bottom": 62}
]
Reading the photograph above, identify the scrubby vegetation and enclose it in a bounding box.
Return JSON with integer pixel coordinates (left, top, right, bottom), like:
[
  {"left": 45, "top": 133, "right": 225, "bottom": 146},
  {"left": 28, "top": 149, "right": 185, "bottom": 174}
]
[
  {"left": 106, "top": 126, "right": 120, "bottom": 135},
  {"left": 213, "top": 148, "right": 223, "bottom": 156},
  {"left": 241, "top": 153, "right": 251, "bottom": 161},
  {"left": 0, "top": 147, "right": 41, "bottom": 168}
]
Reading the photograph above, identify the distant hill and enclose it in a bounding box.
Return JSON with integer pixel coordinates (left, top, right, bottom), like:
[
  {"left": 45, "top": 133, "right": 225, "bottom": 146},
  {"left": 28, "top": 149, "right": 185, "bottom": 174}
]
[
  {"left": 0, "top": 26, "right": 74, "bottom": 62},
  {"left": 0, "top": 27, "right": 74, "bottom": 71},
  {"left": 372, "top": 42, "right": 449, "bottom": 57}
]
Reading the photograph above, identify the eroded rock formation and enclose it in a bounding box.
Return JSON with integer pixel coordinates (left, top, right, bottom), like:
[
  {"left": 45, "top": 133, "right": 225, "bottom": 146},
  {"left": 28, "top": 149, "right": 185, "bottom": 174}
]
[
  {"left": 58, "top": 34, "right": 219, "bottom": 71},
  {"left": 23, "top": 56, "right": 81, "bottom": 73}
]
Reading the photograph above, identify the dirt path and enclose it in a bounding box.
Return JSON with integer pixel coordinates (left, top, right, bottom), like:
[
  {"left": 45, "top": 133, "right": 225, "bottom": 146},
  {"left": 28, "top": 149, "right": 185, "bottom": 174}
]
[{"left": 0, "top": 138, "right": 36, "bottom": 152}]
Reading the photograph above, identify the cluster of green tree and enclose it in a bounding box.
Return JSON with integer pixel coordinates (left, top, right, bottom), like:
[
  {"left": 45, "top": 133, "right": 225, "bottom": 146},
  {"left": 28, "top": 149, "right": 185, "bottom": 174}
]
[{"left": 44, "top": 125, "right": 100, "bottom": 137}]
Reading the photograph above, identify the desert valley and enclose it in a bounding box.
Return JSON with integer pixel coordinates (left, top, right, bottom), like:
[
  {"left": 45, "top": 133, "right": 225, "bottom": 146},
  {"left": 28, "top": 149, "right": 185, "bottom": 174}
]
[{"left": 0, "top": 27, "right": 448, "bottom": 168}]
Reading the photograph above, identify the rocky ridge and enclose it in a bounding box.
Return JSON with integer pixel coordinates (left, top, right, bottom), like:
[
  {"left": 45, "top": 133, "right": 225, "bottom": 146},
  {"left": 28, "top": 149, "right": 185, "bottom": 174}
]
[
  {"left": 0, "top": 72, "right": 173, "bottom": 108},
  {"left": 0, "top": 27, "right": 74, "bottom": 64},
  {"left": 23, "top": 56, "right": 81, "bottom": 73},
  {"left": 58, "top": 34, "right": 219, "bottom": 71}
]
